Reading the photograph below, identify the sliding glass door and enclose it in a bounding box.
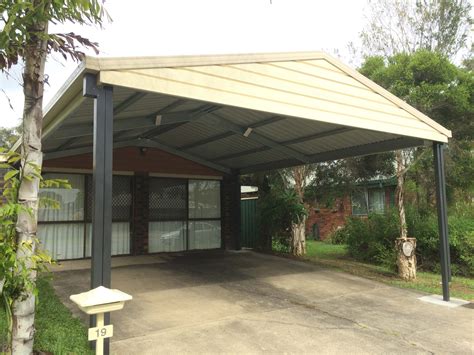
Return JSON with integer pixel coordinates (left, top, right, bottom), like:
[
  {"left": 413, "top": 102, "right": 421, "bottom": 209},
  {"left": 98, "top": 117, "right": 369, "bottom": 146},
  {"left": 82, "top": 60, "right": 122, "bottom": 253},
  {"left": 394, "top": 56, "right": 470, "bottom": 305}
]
[
  {"left": 148, "top": 179, "right": 187, "bottom": 252},
  {"left": 148, "top": 177, "right": 221, "bottom": 253}
]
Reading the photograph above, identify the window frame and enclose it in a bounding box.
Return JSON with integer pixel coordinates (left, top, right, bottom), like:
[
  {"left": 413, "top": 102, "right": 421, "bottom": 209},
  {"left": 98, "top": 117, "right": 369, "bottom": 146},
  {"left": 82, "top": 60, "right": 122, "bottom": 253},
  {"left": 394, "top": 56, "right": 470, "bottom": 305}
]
[
  {"left": 148, "top": 176, "right": 222, "bottom": 252},
  {"left": 38, "top": 173, "right": 133, "bottom": 260},
  {"left": 351, "top": 187, "right": 386, "bottom": 216}
]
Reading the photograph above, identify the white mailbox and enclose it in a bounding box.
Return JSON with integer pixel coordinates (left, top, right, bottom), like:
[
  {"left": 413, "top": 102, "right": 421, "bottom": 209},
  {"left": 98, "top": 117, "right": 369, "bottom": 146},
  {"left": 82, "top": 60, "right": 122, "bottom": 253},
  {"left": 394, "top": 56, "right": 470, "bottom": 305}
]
[{"left": 70, "top": 286, "right": 132, "bottom": 355}]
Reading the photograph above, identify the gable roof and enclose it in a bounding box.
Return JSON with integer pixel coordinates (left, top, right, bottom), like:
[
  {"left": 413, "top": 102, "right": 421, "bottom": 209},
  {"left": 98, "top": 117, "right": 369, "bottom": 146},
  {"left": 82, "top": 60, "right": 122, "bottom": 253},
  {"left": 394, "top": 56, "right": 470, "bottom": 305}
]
[{"left": 22, "top": 51, "right": 452, "bottom": 174}]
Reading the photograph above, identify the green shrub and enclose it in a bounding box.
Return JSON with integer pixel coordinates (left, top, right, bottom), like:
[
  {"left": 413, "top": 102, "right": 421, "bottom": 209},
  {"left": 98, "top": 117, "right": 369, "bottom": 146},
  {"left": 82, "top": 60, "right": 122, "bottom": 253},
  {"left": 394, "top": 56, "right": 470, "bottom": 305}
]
[
  {"left": 328, "top": 227, "right": 349, "bottom": 245},
  {"left": 272, "top": 237, "right": 291, "bottom": 254},
  {"left": 342, "top": 206, "right": 474, "bottom": 277}
]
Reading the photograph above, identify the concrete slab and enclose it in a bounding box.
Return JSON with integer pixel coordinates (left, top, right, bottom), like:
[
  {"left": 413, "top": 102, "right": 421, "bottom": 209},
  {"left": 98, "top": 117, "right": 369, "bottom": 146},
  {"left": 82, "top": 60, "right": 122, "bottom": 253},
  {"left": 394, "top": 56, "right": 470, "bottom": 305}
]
[
  {"left": 51, "top": 251, "right": 474, "bottom": 354},
  {"left": 418, "top": 294, "right": 470, "bottom": 308}
]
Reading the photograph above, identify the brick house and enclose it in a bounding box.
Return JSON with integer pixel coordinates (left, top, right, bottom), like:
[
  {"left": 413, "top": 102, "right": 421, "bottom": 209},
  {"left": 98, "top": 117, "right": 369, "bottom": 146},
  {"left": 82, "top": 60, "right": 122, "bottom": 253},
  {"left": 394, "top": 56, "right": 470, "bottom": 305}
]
[{"left": 305, "top": 178, "right": 396, "bottom": 240}]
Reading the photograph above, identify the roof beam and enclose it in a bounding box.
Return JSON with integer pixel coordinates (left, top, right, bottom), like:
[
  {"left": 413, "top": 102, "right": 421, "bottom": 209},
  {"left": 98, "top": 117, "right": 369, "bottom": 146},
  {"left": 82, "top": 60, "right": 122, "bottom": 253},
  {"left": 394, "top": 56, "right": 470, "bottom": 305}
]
[
  {"left": 180, "top": 132, "right": 235, "bottom": 150},
  {"left": 213, "top": 126, "right": 352, "bottom": 162},
  {"left": 178, "top": 115, "right": 285, "bottom": 151},
  {"left": 50, "top": 91, "right": 148, "bottom": 141},
  {"left": 114, "top": 92, "right": 147, "bottom": 115},
  {"left": 44, "top": 140, "right": 137, "bottom": 160},
  {"left": 206, "top": 113, "right": 311, "bottom": 163},
  {"left": 51, "top": 116, "right": 157, "bottom": 140},
  {"left": 134, "top": 138, "right": 231, "bottom": 174},
  {"left": 44, "top": 137, "right": 231, "bottom": 174},
  {"left": 240, "top": 137, "right": 424, "bottom": 174},
  {"left": 282, "top": 127, "right": 354, "bottom": 145},
  {"left": 140, "top": 104, "right": 220, "bottom": 140}
]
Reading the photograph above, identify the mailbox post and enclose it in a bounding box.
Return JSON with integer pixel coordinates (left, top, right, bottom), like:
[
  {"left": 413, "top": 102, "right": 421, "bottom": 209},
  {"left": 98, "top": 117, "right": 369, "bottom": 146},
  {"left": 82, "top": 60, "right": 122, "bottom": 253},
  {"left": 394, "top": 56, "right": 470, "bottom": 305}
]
[{"left": 70, "top": 286, "right": 132, "bottom": 355}]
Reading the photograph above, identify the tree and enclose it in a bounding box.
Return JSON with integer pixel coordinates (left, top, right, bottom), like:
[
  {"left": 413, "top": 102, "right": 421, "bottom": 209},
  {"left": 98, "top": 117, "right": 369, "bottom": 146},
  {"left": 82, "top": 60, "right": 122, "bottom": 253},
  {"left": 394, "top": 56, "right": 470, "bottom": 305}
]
[
  {"left": 359, "top": 50, "right": 474, "bottom": 279},
  {"left": 359, "top": 0, "right": 472, "bottom": 60},
  {"left": 279, "top": 166, "right": 313, "bottom": 256},
  {"left": 0, "top": 126, "right": 20, "bottom": 149},
  {"left": 0, "top": 1, "right": 106, "bottom": 353}
]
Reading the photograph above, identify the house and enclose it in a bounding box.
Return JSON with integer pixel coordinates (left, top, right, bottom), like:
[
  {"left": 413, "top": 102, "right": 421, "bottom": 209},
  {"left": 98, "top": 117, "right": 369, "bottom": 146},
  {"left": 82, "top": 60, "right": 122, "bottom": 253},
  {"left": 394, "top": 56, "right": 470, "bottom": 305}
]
[{"left": 305, "top": 178, "right": 397, "bottom": 240}]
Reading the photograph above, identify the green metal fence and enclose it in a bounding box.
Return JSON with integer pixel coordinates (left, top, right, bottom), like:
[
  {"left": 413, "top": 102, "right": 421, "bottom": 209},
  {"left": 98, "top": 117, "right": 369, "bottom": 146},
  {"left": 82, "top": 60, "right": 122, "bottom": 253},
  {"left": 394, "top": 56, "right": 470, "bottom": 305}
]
[{"left": 240, "top": 198, "right": 258, "bottom": 248}]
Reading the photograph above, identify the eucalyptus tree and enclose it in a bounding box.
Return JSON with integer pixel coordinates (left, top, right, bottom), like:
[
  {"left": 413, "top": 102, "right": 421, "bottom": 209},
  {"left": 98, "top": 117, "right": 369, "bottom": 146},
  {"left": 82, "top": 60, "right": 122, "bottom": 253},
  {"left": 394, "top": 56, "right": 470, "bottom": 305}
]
[
  {"left": 0, "top": 1, "right": 106, "bottom": 353},
  {"left": 359, "top": 0, "right": 472, "bottom": 60}
]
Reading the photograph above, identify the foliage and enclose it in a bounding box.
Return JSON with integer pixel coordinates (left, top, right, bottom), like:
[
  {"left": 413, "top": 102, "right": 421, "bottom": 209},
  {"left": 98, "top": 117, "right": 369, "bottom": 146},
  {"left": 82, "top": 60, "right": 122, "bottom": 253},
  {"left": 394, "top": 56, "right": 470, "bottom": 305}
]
[
  {"left": 359, "top": 50, "right": 474, "bottom": 203},
  {"left": 272, "top": 238, "right": 290, "bottom": 254},
  {"left": 0, "top": 0, "right": 108, "bottom": 70},
  {"left": 341, "top": 206, "right": 474, "bottom": 277},
  {"left": 0, "top": 126, "right": 20, "bottom": 150},
  {"left": 0, "top": 149, "right": 69, "bottom": 346},
  {"left": 358, "top": 0, "right": 472, "bottom": 59},
  {"left": 258, "top": 183, "right": 307, "bottom": 241},
  {"left": 0, "top": 277, "right": 92, "bottom": 354},
  {"left": 327, "top": 227, "right": 349, "bottom": 245}
]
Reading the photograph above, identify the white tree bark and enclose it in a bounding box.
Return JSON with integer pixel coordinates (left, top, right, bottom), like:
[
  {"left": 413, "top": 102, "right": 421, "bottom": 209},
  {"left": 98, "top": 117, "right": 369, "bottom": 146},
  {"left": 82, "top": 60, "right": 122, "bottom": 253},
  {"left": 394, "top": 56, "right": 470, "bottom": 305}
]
[
  {"left": 291, "top": 215, "right": 307, "bottom": 256},
  {"left": 11, "top": 17, "right": 48, "bottom": 355},
  {"left": 289, "top": 166, "right": 307, "bottom": 256},
  {"left": 395, "top": 150, "right": 416, "bottom": 281}
]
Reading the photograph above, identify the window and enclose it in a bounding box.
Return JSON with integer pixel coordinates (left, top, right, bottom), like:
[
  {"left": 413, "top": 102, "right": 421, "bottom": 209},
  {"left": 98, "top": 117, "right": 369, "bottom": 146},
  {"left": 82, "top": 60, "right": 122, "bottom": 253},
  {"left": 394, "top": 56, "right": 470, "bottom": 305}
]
[
  {"left": 148, "top": 178, "right": 221, "bottom": 253},
  {"left": 148, "top": 178, "right": 187, "bottom": 253},
  {"left": 351, "top": 189, "right": 367, "bottom": 216},
  {"left": 351, "top": 187, "right": 386, "bottom": 216},
  {"left": 38, "top": 174, "right": 86, "bottom": 259},
  {"left": 188, "top": 180, "right": 221, "bottom": 249},
  {"left": 38, "top": 173, "right": 132, "bottom": 260}
]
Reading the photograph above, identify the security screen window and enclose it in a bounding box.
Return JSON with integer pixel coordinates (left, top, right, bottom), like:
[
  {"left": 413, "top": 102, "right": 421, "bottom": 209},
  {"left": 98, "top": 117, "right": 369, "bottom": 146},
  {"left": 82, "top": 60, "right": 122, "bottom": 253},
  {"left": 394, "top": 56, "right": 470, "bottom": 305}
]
[
  {"left": 85, "top": 175, "right": 132, "bottom": 257},
  {"left": 38, "top": 173, "right": 86, "bottom": 259},
  {"left": 38, "top": 173, "right": 132, "bottom": 260},
  {"left": 148, "top": 178, "right": 187, "bottom": 253},
  {"left": 148, "top": 178, "right": 222, "bottom": 253},
  {"left": 188, "top": 180, "right": 221, "bottom": 249}
]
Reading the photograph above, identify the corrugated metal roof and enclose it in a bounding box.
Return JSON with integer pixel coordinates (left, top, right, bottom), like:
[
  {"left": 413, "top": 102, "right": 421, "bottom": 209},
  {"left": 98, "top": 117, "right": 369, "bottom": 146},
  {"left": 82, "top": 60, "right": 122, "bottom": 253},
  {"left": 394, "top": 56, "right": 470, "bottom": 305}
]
[{"left": 38, "top": 51, "right": 451, "bottom": 174}]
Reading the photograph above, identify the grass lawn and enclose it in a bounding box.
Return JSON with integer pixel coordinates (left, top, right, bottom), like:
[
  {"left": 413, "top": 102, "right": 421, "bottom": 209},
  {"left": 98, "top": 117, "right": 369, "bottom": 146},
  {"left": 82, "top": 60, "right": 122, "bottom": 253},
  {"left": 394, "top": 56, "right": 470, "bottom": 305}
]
[
  {"left": 0, "top": 276, "right": 92, "bottom": 354},
  {"left": 303, "top": 240, "right": 474, "bottom": 301}
]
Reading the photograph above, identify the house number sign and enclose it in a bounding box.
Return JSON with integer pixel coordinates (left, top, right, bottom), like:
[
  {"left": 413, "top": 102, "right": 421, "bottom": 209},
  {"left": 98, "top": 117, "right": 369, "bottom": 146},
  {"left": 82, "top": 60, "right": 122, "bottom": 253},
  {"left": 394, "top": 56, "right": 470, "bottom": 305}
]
[
  {"left": 88, "top": 324, "right": 114, "bottom": 341},
  {"left": 402, "top": 242, "right": 414, "bottom": 257}
]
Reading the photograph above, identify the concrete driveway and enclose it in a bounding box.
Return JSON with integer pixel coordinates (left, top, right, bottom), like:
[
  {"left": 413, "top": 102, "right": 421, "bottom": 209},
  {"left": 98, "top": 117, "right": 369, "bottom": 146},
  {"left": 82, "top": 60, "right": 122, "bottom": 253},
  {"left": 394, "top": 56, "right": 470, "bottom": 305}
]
[{"left": 52, "top": 251, "right": 473, "bottom": 354}]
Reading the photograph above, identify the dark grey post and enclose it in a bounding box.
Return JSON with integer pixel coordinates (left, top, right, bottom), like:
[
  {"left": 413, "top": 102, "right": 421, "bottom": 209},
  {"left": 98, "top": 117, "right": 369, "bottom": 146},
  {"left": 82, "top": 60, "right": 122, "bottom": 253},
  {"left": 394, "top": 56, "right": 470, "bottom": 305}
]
[
  {"left": 84, "top": 74, "right": 114, "bottom": 354},
  {"left": 233, "top": 172, "right": 241, "bottom": 250},
  {"left": 433, "top": 142, "right": 450, "bottom": 301}
]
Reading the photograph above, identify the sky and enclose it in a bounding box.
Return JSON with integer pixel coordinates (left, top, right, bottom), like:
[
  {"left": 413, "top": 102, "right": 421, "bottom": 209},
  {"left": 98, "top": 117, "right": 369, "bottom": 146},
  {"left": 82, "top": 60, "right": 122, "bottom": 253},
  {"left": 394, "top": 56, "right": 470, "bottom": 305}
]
[{"left": 0, "top": 0, "right": 369, "bottom": 128}]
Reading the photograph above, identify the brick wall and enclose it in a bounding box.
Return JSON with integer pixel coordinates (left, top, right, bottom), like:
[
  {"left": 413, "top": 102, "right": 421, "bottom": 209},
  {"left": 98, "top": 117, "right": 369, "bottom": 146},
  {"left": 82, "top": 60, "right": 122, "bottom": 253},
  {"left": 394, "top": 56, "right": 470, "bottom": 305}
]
[
  {"left": 131, "top": 172, "right": 149, "bottom": 255},
  {"left": 305, "top": 196, "right": 351, "bottom": 240},
  {"left": 44, "top": 146, "right": 222, "bottom": 177}
]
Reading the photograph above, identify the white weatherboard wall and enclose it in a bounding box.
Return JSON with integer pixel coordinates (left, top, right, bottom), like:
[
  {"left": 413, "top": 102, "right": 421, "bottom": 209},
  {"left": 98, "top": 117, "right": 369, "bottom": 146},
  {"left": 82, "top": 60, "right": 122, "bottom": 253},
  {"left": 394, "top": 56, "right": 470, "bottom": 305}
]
[{"left": 97, "top": 53, "right": 450, "bottom": 143}]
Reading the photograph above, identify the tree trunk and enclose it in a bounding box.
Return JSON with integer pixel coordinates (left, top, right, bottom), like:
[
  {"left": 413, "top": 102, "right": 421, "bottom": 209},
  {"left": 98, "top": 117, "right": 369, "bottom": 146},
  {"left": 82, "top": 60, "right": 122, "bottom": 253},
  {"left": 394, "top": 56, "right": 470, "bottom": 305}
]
[
  {"left": 290, "top": 215, "right": 307, "bottom": 256},
  {"left": 290, "top": 166, "right": 307, "bottom": 256},
  {"left": 396, "top": 237, "right": 417, "bottom": 280},
  {"left": 11, "top": 17, "right": 48, "bottom": 355},
  {"left": 395, "top": 150, "right": 416, "bottom": 281}
]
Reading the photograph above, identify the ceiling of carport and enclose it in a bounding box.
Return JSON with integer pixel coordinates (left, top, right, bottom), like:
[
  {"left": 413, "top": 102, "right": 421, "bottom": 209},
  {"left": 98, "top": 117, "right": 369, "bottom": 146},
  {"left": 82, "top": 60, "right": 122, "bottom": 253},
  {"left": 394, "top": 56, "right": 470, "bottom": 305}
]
[{"left": 40, "top": 52, "right": 451, "bottom": 175}]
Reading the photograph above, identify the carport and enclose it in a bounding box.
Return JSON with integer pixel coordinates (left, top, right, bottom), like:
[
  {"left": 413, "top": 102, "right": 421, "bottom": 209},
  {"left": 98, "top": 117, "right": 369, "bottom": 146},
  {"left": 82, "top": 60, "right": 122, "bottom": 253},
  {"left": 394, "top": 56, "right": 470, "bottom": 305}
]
[{"left": 32, "top": 52, "right": 452, "bottom": 352}]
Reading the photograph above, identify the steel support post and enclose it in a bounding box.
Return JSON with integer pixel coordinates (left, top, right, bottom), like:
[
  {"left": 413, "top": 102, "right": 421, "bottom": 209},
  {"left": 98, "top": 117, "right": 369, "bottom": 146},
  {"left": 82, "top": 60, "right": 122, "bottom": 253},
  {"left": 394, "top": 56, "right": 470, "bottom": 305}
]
[
  {"left": 433, "top": 142, "right": 451, "bottom": 302},
  {"left": 233, "top": 172, "right": 242, "bottom": 250},
  {"left": 84, "top": 74, "right": 114, "bottom": 354}
]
